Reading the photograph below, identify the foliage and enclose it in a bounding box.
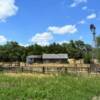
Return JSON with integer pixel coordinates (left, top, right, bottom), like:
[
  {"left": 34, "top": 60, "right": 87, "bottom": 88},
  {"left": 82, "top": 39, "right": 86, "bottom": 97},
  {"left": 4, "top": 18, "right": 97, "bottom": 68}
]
[
  {"left": 0, "top": 40, "right": 92, "bottom": 62},
  {"left": 83, "top": 52, "right": 92, "bottom": 64},
  {"left": 96, "top": 36, "right": 100, "bottom": 62},
  {"left": 0, "top": 74, "right": 100, "bottom": 100},
  {"left": 96, "top": 36, "right": 100, "bottom": 47},
  {"left": 96, "top": 48, "right": 100, "bottom": 62}
]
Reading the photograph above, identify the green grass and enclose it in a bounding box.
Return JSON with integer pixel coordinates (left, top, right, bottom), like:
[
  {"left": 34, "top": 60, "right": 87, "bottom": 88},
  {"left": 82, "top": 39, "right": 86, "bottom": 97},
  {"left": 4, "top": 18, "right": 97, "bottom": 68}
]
[{"left": 0, "top": 73, "right": 100, "bottom": 100}]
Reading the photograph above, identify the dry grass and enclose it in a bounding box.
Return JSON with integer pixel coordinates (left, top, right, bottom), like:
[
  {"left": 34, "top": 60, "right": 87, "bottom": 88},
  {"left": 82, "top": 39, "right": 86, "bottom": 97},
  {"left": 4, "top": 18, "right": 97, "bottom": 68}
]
[
  {"left": 28, "top": 63, "right": 90, "bottom": 68},
  {"left": 3, "top": 73, "right": 58, "bottom": 78}
]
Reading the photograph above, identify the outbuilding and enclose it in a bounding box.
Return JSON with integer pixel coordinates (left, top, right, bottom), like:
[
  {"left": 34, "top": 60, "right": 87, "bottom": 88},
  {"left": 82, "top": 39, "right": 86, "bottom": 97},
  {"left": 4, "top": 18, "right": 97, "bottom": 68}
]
[
  {"left": 42, "top": 54, "right": 68, "bottom": 63},
  {"left": 26, "top": 54, "right": 68, "bottom": 64},
  {"left": 26, "top": 55, "right": 42, "bottom": 64}
]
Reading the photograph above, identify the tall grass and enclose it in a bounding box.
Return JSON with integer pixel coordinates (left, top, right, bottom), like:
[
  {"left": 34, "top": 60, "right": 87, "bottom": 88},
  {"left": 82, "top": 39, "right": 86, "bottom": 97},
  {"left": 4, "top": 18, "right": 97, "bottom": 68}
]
[{"left": 0, "top": 73, "right": 100, "bottom": 100}]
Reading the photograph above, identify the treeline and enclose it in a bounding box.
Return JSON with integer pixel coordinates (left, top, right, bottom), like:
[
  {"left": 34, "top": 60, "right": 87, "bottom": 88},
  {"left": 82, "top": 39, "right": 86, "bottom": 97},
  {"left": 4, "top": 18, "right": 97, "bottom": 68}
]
[{"left": 0, "top": 40, "right": 92, "bottom": 62}]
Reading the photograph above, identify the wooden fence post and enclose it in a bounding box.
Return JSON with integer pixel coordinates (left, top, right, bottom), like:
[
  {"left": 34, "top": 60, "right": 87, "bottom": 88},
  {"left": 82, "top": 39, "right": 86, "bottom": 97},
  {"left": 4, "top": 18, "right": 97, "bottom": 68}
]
[
  {"left": 65, "top": 67, "right": 68, "bottom": 73},
  {"left": 42, "top": 66, "right": 45, "bottom": 74},
  {"left": 21, "top": 66, "right": 24, "bottom": 72}
]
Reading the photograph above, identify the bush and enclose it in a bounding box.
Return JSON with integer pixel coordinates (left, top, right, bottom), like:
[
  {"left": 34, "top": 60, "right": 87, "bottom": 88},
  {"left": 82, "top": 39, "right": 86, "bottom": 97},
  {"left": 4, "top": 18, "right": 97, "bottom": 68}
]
[
  {"left": 83, "top": 52, "right": 92, "bottom": 64},
  {"left": 97, "top": 48, "right": 100, "bottom": 62}
]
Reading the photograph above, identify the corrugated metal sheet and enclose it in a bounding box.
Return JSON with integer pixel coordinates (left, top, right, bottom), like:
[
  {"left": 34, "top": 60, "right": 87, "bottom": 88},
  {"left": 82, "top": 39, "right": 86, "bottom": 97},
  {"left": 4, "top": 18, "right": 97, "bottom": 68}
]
[
  {"left": 27, "top": 55, "right": 42, "bottom": 59},
  {"left": 43, "top": 54, "right": 68, "bottom": 59}
]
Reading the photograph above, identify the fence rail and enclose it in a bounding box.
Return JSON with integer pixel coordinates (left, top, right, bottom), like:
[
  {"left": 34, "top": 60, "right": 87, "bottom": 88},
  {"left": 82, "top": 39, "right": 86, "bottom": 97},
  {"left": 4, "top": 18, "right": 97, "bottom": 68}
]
[{"left": 0, "top": 63, "right": 91, "bottom": 74}]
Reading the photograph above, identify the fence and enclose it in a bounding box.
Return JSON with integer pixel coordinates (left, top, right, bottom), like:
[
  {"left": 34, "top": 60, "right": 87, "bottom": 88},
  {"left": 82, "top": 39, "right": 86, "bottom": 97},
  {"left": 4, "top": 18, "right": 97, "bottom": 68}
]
[{"left": 0, "top": 63, "right": 91, "bottom": 74}]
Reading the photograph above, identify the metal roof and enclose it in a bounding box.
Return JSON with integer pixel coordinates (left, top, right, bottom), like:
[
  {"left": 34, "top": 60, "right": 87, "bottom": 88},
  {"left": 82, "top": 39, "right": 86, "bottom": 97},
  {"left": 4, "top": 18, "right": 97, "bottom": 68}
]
[
  {"left": 43, "top": 54, "right": 68, "bottom": 59},
  {"left": 27, "top": 55, "right": 42, "bottom": 59}
]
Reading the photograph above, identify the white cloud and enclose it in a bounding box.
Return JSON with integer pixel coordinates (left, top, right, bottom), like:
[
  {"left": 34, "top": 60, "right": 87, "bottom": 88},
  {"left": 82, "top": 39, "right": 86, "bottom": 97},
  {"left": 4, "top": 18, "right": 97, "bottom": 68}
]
[
  {"left": 0, "top": 35, "right": 7, "bottom": 44},
  {"left": 57, "top": 40, "right": 70, "bottom": 45},
  {"left": 31, "top": 32, "right": 53, "bottom": 46},
  {"left": 82, "top": 6, "right": 87, "bottom": 10},
  {"left": 70, "top": 0, "right": 87, "bottom": 7},
  {"left": 79, "top": 36, "right": 83, "bottom": 40},
  {"left": 0, "top": 0, "right": 18, "bottom": 21},
  {"left": 79, "top": 20, "right": 85, "bottom": 24},
  {"left": 48, "top": 25, "right": 77, "bottom": 34},
  {"left": 19, "top": 43, "right": 30, "bottom": 47},
  {"left": 87, "top": 13, "right": 97, "bottom": 19}
]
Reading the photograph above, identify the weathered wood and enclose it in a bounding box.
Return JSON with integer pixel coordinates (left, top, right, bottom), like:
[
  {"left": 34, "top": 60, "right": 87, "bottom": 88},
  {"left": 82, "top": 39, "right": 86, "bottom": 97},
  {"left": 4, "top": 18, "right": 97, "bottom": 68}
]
[
  {"left": 42, "top": 67, "right": 45, "bottom": 73},
  {"left": 0, "top": 63, "right": 91, "bottom": 73}
]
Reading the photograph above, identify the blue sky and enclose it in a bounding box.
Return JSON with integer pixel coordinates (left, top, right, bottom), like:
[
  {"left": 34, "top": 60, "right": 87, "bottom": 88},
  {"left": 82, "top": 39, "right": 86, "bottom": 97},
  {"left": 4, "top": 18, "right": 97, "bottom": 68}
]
[{"left": 0, "top": 0, "right": 100, "bottom": 46}]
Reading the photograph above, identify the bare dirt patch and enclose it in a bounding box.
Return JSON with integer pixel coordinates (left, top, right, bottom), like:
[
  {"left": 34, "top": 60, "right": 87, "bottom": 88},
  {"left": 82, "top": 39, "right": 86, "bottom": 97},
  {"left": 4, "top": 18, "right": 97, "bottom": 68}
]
[{"left": 92, "top": 96, "right": 100, "bottom": 100}]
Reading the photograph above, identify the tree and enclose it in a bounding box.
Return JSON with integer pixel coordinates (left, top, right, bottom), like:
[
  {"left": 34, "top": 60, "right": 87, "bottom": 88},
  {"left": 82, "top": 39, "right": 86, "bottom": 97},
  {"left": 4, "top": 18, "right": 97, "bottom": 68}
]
[
  {"left": 0, "top": 40, "right": 92, "bottom": 62},
  {"left": 96, "top": 36, "right": 100, "bottom": 62},
  {"left": 0, "top": 41, "right": 27, "bottom": 62},
  {"left": 96, "top": 36, "right": 100, "bottom": 47},
  {"left": 26, "top": 44, "right": 43, "bottom": 55}
]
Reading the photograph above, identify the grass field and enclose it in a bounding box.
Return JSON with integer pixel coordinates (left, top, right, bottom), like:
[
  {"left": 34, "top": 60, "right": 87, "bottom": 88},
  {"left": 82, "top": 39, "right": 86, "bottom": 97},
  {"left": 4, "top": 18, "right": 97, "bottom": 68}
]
[{"left": 0, "top": 73, "right": 100, "bottom": 100}]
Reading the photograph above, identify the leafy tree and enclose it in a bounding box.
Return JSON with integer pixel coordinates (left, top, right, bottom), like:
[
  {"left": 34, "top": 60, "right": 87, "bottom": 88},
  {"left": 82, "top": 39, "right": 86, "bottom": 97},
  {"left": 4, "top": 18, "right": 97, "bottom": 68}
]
[
  {"left": 26, "top": 44, "right": 43, "bottom": 55},
  {"left": 96, "top": 36, "right": 100, "bottom": 62},
  {"left": 96, "top": 36, "right": 100, "bottom": 47},
  {"left": 0, "top": 40, "right": 92, "bottom": 62}
]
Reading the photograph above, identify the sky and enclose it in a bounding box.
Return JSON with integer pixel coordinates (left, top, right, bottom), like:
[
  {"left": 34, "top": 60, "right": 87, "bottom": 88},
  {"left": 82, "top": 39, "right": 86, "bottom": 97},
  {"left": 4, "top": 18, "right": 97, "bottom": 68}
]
[{"left": 0, "top": 0, "right": 100, "bottom": 46}]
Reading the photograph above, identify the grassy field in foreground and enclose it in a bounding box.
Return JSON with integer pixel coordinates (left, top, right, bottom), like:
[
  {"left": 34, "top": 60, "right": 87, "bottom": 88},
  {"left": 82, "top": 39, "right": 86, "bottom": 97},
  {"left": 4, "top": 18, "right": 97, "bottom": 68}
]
[{"left": 0, "top": 73, "right": 100, "bottom": 100}]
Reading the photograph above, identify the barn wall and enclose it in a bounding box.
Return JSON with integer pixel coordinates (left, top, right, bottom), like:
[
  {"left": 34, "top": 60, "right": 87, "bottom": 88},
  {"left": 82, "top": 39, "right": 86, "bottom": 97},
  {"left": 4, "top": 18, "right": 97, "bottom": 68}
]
[{"left": 43, "top": 59, "right": 68, "bottom": 64}]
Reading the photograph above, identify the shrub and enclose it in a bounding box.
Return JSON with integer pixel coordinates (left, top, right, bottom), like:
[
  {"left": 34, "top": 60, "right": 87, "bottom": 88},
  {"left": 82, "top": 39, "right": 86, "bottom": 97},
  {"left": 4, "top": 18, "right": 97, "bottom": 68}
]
[
  {"left": 83, "top": 52, "right": 92, "bottom": 64},
  {"left": 97, "top": 48, "right": 100, "bottom": 62}
]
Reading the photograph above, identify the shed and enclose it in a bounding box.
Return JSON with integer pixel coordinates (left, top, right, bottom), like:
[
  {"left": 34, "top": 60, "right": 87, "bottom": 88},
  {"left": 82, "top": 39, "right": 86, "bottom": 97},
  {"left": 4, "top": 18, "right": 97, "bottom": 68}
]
[
  {"left": 26, "top": 55, "right": 42, "bottom": 64},
  {"left": 43, "top": 54, "right": 68, "bottom": 63}
]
